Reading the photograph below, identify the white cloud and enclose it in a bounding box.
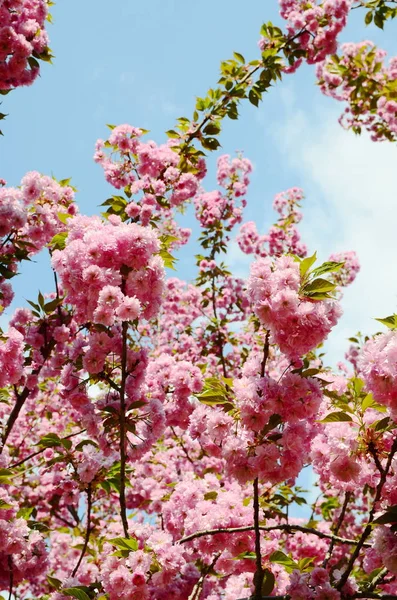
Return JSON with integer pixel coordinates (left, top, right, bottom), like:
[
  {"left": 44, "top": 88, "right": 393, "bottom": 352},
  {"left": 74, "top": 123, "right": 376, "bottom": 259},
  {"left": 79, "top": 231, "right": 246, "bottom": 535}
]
[{"left": 272, "top": 94, "right": 397, "bottom": 363}]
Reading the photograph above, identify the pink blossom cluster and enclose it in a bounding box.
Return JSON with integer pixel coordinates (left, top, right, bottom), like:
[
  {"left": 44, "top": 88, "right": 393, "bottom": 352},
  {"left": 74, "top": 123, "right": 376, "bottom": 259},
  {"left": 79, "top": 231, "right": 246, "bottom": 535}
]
[
  {"left": 247, "top": 255, "right": 342, "bottom": 359},
  {"left": 0, "top": 0, "right": 50, "bottom": 90},
  {"left": 237, "top": 188, "right": 307, "bottom": 258},
  {"left": 0, "top": 172, "right": 76, "bottom": 246},
  {"left": 146, "top": 355, "right": 203, "bottom": 427},
  {"left": 259, "top": 0, "right": 350, "bottom": 71},
  {"left": 311, "top": 415, "right": 365, "bottom": 491},
  {"left": 0, "top": 327, "right": 24, "bottom": 388},
  {"left": 94, "top": 124, "right": 204, "bottom": 223},
  {"left": 359, "top": 330, "right": 397, "bottom": 417},
  {"left": 99, "top": 523, "right": 192, "bottom": 600},
  {"left": 216, "top": 153, "right": 252, "bottom": 194},
  {"left": 0, "top": 172, "right": 77, "bottom": 311},
  {"left": 0, "top": 489, "right": 48, "bottom": 588},
  {"left": 317, "top": 41, "right": 397, "bottom": 141},
  {"left": 328, "top": 250, "right": 360, "bottom": 287},
  {"left": 195, "top": 154, "right": 252, "bottom": 230},
  {"left": 287, "top": 567, "right": 343, "bottom": 600},
  {"left": 51, "top": 215, "right": 164, "bottom": 325},
  {"left": 224, "top": 369, "right": 323, "bottom": 483},
  {"left": 372, "top": 526, "right": 397, "bottom": 575},
  {"left": 76, "top": 444, "right": 116, "bottom": 484},
  {"left": 148, "top": 278, "right": 203, "bottom": 360}
]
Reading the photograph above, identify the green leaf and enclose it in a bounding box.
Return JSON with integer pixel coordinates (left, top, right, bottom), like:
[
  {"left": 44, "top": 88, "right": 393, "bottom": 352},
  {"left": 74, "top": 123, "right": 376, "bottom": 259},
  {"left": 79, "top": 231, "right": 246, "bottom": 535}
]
[
  {"left": 166, "top": 130, "right": 180, "bottom": 139},
  {"left": 373, "top": 505, "right": 397, "bottom": 524},
  {"left": 374, "top": 11, "right": 384, "bottom": 28},
  {"left": 365, "top": 10, "right": 373, "bottom": 24},
  {"left": 375, "top": 314, "right": 397, "bottom": 330},
  {"left": 303, "top": 278, "right": 336, "bottom": 295},
  {"left": 204, "top": 491, "right": 218, "bottom": 501},
  {"left": 196, "top": 377, "right": 232, "bottom": 407},
  {"left": 106, "top": 124, "right": 116, "bottom": 130},
  {"left": 47, "top": 575, "right": 62, "bottom": 590},
  {"left": 38, "top": 291, "right": 45, "bottom": 309},
  {"left": 44, "top": 297, "right": 62, "bottom": 314},
  {"left": 27, "top": 300, "right": 41, "bottom": 312},
  {"left": 248, "top": 89, "right": 260, "bottom": 106},
  {"left": 298, "top": 557, "right": 315, "bottom": 572},
  {"left": 299, "top": 252, "right": 317, "bottom": 278},
  {"left": 261, "top": 568, "right": 275, "bottom": 595},
  {"left": 372, "top": 416, "right": 391, "bottom": 432},
  {"left": 203, "top": 122, "right": 221, "bottom": 135},
  {"left": 109, "top": 537, "right": 138, "bottom": 552},
  {"left": 201, "top": 137, "right": 221, "bottom": 151},
  {"left": 61, "top": 588, "right": 91, "bottom": 600},
  {"left": 17, "top": 506, "right": 35, "bottom": 519},
  {"left": 233, "top": 51, "right": 245, "bottom": 63},
  {"left": 318, "top": 411, "right": 353, "bottom": 423},
  {"left": 57, "top": 212, "right": 73, "bottom": 224},
  {"left": 158, "top": 248, "right": 178, "bottom": 270},
  {"left": 58, "top": 178, "right": 72, "bottom": 187},
  {"left": 353, "top": 377, "right": 365, "bottom": 396},
  {"left": 310, "top": 261, "right": 344, "bottom": 278},
  {"left": 37, "top": 433, "right": 62, "bottom": 448},
  {"left": 269, "top": 550, "right": 299, "bottom": 573},
  {"left": 50, "top": 231, "right": 68, "bottom": 250},
  {"left": 75, "top": 439, "right": 99, "bottom": 452},
  {"left": 28, "top": 56, "right": 40, "bottom": 70},
  {"left": 0, "top": 498, "right": 13, "bottom": 509},
  {"left": 362, "top": 393, "right": 386, "bottom": 413},
  {"left": 0, "top": 468, "right": 15, "bottom": 485}
]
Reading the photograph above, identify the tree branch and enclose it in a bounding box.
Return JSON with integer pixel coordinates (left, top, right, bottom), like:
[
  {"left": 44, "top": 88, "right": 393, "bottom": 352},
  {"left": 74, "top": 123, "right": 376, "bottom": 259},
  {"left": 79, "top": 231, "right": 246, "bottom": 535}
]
[
  {"left": 178, "top": 523, "right": 369, "bottom": 546},
  {"left": 337, "top": 438, "right": 397, "bottom": 590},
  {"left": 71, "top": 484, "right": 92, "bottom": 577},
  {"left": 119, "top": 319, "right": 130, "bottom": 538},
  {"left": 9, "top": 429, "right": 86, "bottom": 468},
  {"left": 323, "top": 491, "right": 351, "bottom": 567},
  {"left": 188, "top": 553, "right": 220, "bottom": 600}
]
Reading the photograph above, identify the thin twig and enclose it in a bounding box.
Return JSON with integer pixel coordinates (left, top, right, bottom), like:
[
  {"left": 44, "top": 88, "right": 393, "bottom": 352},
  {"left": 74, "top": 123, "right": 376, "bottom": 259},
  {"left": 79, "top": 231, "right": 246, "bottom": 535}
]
[
  {"left": 337, "top": 438, "right": 397, "bottom": 590},
  {"left": 9, "top": 429, "right": 86, "bottom": 468},
  {"left": 368, "top": 441, "right": 385, "bottom": 476},
  {"left": 119, "top": 319, "right": 130, "bottom": 538},
  {"left": 188, "top": 553, "right": 220, "bottom": 600},
  {"left": 323, "top": 491, "right": 351, "bottom": 567},
  {"left": 170, "top": 426, "right": 195, "bottom": 465},
  {"left": 178, "top": 523, "right": 371, "bottom": 547},
  {"left": 253, "top": 478, "right": 263, "bottom": 599},
  {"left": 8, "top": 556, "right": 13, "bottom": 600},
  {"left": 71, "top": 484, "right": 93, "bottom": 577}
]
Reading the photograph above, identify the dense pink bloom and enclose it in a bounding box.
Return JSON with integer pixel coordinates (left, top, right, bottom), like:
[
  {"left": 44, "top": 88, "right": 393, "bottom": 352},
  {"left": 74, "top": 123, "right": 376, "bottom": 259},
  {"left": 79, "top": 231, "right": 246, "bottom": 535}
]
[
  {"left": 317, "top": 41, "right": 397, "bottom": 141},
  {"left": 247, "top": 255, "right": 342, "bottom": 359},
  {"left": 359, "top": 331, "right": 397, "bottom": 415},
  {"left": 0, "top": 0, "right": 51, "bottom": 90}
]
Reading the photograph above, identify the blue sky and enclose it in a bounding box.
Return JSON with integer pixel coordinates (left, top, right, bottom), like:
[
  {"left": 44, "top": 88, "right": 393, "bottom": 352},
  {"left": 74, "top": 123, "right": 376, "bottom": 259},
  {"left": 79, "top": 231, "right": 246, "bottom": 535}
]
[{"left": 1, "top": 0, "right": 397, "bottom": 366}]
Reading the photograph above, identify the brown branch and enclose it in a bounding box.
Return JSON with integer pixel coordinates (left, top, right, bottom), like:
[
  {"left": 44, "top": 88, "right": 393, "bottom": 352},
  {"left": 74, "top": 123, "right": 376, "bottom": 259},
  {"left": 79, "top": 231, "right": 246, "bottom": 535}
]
[
  {"left": 1, "top": 339, "right": 56, "bottom": 453},
  {"left": 188, "top": 553, "right": 220, "bottom": 600},
  {"left": 170, "top": 426, "right": 195, "bottom": 465},
  {"left": 178, "top": 524, "right": 371, "bottom": 547},
  {"left": 9, "top": 429, "right": 86, "bottom": 468},
  {"left": 100, "top": 372, "right": 121, "bottom": 394},
  {"left": 71, "top": 484, "right": 92, "bottom": 577},
  {"left": 366, "top": 567, "right": 389, "bottom": 594},
  {"left": 323, "top": 491, "right": 351, "bottom": 567},
  {"left": 369, "top": 441, "right": 385, "bottom": 476},
  {"left": 337, "top": 438, "right": 397, "bottom": 590},
  {"left": 8, "top": 555, "right": 13, "bottom": 600},
  {"left": 253, "top": 478, "right": 263, "bottom": 599},
  {"left": 260, "top": 332, "right": 270, "bottom": 378},
  {"left": 119, "top": 319, "right": 129, "bottom": 538}
]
